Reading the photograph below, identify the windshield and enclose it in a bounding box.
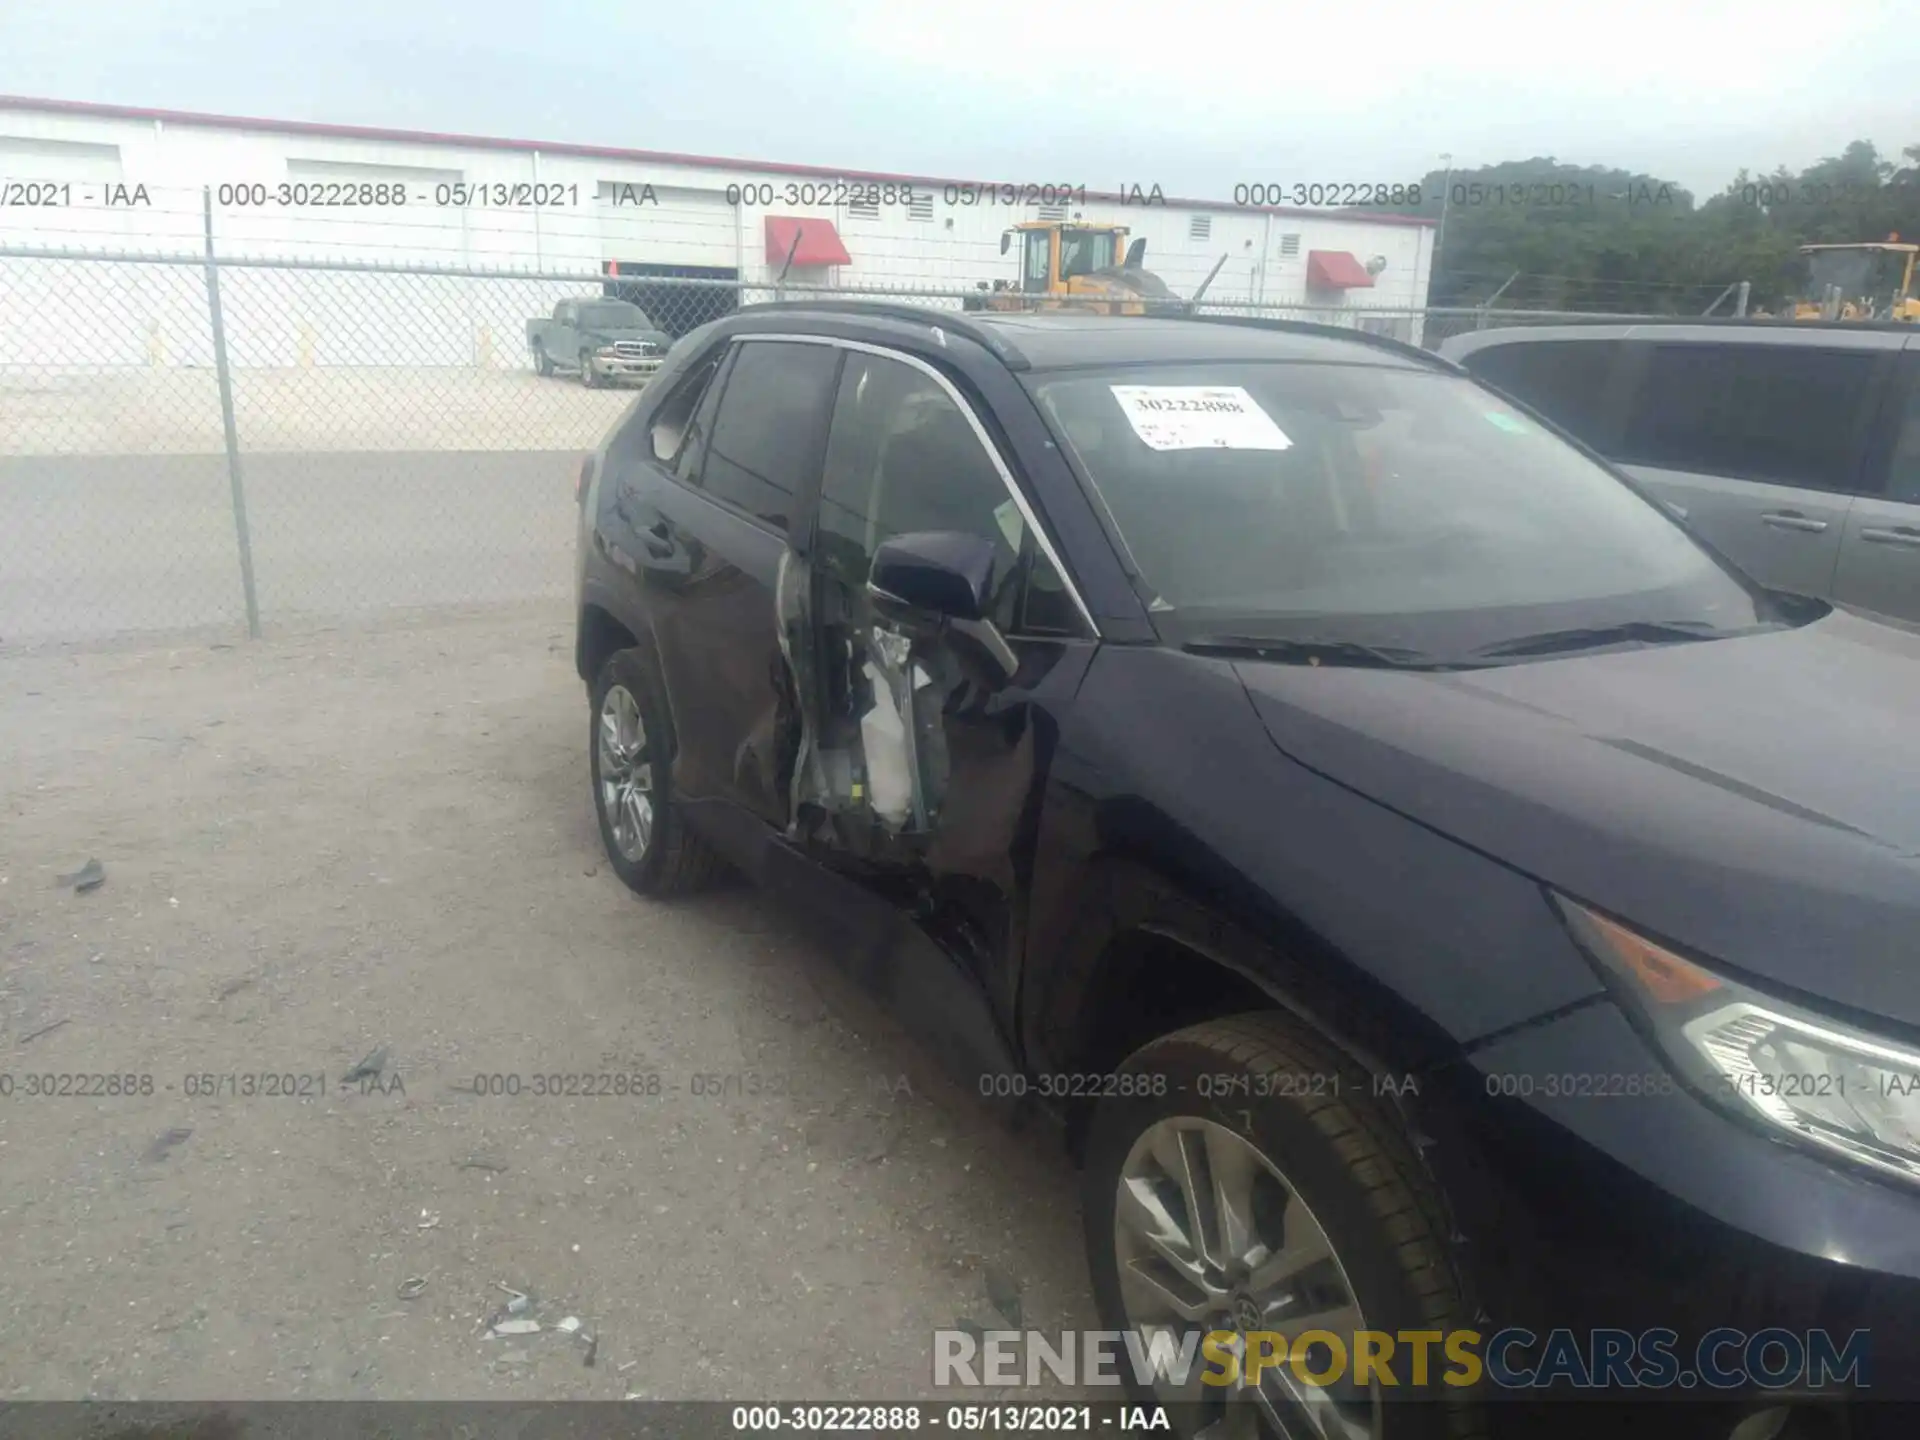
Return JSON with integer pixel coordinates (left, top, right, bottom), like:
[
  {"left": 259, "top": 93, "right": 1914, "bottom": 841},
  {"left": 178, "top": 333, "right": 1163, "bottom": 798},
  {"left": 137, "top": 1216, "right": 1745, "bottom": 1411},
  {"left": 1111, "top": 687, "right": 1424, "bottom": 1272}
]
[
  {"left": 1029, "top": 362, "right": 1780, "bottom": 657},
  {"left": 578, "top": 301, "right": 651, "bottom": 328},
  {"left": 1803, "top": 249, "right": 1893, "bottom": 305},
  {"left": 1059, "top": 229, "right": 1117, "bottom": 278}
]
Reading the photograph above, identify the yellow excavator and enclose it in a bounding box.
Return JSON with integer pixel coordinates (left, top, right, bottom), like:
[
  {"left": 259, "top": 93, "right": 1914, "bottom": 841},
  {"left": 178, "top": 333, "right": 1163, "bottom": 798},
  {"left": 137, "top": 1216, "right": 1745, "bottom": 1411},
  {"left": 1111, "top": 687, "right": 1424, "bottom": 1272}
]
[
  {"left": 1790, "top": 238, "right": 1920, "bottom": 321},
  {"left": 963, "top": 221, "right": 1227, "bottom": 316}
]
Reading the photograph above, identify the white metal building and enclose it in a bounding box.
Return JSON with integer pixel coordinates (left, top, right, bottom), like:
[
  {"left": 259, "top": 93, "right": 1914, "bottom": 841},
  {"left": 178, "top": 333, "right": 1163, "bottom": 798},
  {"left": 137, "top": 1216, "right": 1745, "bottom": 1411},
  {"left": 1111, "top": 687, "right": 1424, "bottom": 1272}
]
[{"left": 0, "top": 96, "right": 1437, "bottom": 365}]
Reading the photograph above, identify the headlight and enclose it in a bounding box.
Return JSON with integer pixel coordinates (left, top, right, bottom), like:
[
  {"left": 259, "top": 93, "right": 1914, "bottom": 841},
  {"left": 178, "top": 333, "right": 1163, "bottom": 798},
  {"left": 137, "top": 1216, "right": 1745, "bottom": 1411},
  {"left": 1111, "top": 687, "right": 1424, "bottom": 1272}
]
[
  {"left": 1556, "top": 895, "right": 1920, "bottom": 1187},
  {"left": 595, "top": 345, "right": 620, "bottom": 358}
]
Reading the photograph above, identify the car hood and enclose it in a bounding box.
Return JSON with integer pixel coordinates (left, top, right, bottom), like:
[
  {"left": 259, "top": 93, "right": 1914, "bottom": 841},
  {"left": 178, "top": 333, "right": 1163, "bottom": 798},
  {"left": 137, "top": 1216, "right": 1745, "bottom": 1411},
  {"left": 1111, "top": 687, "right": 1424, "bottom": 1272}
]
[
  {"left": 1236, "top": 607, "right": 1920, "bottom": 1029},
  {"left": 581, "top": 327, "right": 670, "bottom": 347}
]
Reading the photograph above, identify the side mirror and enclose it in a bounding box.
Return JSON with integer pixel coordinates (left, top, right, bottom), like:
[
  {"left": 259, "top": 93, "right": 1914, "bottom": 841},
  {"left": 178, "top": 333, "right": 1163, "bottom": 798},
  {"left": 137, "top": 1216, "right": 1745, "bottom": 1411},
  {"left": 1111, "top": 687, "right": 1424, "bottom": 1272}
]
[
  {"left": 870, "top": 531, "right": 994, "bottom": 621},
  {"left": 1000, "top": 230, "right": 1013, "bottom": 256},
  {"left": 867, "top": 531, "right": 1018, "bottom": 685}
]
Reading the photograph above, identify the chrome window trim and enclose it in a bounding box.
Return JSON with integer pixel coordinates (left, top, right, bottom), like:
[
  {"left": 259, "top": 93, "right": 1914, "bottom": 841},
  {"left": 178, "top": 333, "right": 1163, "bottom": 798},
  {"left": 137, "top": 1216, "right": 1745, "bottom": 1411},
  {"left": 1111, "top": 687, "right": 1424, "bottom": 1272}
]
[{"left": 739, "top": 332, "right": 1101, "bottom": 638}]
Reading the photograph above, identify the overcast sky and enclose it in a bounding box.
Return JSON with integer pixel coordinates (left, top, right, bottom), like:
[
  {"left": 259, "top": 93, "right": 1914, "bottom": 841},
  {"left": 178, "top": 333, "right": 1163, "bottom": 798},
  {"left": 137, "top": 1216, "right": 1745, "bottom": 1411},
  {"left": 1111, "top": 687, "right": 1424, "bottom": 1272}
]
[{"left": 2, "top": 0, "right": 1914, "bottom": 200}]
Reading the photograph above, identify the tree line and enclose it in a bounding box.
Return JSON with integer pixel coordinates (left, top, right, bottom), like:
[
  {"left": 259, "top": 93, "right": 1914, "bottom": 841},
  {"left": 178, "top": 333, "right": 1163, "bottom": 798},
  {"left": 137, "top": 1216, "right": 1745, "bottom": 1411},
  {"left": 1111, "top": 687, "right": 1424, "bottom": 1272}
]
[{"left": 1356, "top": 142, "right": 1920, "bottom": 315}]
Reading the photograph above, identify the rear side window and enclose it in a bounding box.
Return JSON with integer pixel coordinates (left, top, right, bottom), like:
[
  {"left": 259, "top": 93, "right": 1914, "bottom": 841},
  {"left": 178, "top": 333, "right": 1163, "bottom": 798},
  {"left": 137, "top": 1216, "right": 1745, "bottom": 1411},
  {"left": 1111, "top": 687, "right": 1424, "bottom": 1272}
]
[
  {"left": 697, "top": 341, "right": 842, "bottom": 531},
  {"left": 1619, "top": 343, "right": 1876, "bottom": 491},
  {"left": 1880, "top": 354, "right": 1920, "bottom": 503},
  {"left": 1462, "top": 339, "right": 1621, "bottom": 449},
  {"left": 641, "top": 349, "right": 723, "bottom": 468}
]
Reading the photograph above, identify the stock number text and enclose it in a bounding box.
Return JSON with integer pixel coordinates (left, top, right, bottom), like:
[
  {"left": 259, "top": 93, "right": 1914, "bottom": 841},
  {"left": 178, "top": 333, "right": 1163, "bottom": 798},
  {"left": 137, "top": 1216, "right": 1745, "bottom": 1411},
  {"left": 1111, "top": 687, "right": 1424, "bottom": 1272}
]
[
  {"left": 728, "top": 181, "right": 923, "bottom": 207},
  {"left": 1, "top": 1073, "right": 155, "bottom": 1098},
  {"left": 1235, "top": 182, "right": 1421, "bottom": 207}
]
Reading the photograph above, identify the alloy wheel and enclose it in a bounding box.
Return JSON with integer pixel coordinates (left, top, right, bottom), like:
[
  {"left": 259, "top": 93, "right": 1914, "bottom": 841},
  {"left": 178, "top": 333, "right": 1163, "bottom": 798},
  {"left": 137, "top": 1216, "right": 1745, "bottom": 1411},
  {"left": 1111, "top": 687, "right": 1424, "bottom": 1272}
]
[
  {"left": 1113, "top": 1117, "right": 1379, "bottom": 1440},
  {"left": 597, "top": 684, "right": 654, "bottom": 862}
]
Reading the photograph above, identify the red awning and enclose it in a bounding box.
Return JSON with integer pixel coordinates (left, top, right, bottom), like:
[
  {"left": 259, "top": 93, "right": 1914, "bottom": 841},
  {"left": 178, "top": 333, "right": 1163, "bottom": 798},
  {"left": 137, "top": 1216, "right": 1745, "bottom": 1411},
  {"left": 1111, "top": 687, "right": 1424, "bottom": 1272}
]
[
  {"left": 1306, "top": 250, "right": 1374, "bottom": 290},
  {"left": 765, "top": 216, "right": 852, "bottom": 268}
]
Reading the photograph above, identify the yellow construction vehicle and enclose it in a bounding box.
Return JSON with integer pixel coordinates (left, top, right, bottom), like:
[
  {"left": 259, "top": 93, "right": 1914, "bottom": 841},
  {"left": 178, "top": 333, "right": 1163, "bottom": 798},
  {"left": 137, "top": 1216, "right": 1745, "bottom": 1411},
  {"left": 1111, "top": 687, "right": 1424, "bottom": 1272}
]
[
  {"left": 963, "top": 221, "right": 1226, "bottom": 316},
  {"left": 1791, "top": 239, "right": 1920, "bottom": 321}
]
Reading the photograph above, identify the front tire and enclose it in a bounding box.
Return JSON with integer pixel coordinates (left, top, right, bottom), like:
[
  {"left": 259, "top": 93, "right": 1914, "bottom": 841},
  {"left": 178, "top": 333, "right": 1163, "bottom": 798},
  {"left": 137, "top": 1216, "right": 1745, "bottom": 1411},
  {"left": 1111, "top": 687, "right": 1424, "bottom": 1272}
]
[
  {"left": 579, "top": 349, "right": 599, "bottom": 388},
  {"left": 532, "top": 342, "right": 553, "bottom": 377},
  {"left": 1082, "top": 1014, "right": 1483, "bottom": 1440},
  {"left": 589, "top": 648, "right": 724, "bottom": 896}
]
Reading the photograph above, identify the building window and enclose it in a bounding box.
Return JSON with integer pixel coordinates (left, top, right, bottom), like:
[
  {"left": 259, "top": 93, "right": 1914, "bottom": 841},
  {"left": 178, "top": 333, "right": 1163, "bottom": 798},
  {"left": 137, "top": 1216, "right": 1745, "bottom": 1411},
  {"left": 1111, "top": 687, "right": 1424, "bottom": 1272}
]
[
  {"left": 1279, "top": 233, "right": 1302, "bottom": 258},
  {"left": 1037, "top": 203, "right": 1068, "bottom": 222},
  {"left": 1189, "top": 215, "right": 1212, "bottom": 242},
  {"left": 907, "top": 193, "right": 934, "bottom": 222}
]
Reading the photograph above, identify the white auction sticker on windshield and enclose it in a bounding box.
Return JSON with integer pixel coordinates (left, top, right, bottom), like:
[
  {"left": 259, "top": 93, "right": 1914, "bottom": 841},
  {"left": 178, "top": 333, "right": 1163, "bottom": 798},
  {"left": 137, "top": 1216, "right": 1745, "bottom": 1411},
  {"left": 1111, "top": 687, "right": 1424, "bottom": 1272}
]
[{"left": 1108, "top": 385, "right": 1292, "bottom": 452}]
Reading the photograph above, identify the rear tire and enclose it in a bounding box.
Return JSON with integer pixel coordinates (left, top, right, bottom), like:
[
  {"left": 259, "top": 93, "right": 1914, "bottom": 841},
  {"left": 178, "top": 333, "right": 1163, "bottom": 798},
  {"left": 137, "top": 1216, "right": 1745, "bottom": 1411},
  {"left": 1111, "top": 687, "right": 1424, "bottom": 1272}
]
[
  {"left": 1082, "top": 1012, "right": 1484, "bottom": 1440},
  {"left": 532, "top": 342, "right": 553, "bottom": 377},
  {"left": 589, "top": 648, "right": 725, "bottom": 897}
]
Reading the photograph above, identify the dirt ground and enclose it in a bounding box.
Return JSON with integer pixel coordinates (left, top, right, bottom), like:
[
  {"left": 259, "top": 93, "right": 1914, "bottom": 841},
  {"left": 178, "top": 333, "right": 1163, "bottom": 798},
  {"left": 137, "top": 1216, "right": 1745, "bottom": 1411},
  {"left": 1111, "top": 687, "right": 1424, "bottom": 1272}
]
[{"left": 0, "top": 603, "right": 1096, "bottom": 1401}]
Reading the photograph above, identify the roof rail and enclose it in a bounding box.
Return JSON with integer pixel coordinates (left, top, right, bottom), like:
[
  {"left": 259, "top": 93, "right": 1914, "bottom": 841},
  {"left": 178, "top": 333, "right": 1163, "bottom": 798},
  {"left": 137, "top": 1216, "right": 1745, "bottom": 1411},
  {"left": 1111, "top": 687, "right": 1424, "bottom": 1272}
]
[
  {"left": 1162, "top": 311, "right": 1462, "bottom": 371},
  {"left": 1467, "top": 314, "right": 1920, "bottom": 336},
  {"left": 727, "top": 299, "right": 1029, "bottom": 366}
]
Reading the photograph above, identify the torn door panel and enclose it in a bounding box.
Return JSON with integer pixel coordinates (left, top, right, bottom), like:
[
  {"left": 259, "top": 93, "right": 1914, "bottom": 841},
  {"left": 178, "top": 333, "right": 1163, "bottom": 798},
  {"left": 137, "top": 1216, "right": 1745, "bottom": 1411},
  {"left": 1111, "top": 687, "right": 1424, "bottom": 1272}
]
[{"left": 784, "top": 552, "right": 971, "bottom": 868}]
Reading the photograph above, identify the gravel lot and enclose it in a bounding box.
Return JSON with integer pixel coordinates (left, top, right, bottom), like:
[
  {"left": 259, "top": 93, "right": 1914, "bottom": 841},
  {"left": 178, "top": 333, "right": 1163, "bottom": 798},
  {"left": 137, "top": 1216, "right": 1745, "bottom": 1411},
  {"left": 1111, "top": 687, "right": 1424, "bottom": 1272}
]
[
  {"left": 0, "top": 451, "right": 583, "bottom": 644},
  {"left": 0, "top": 604, "right": 1095, "bottom": 1402},
  {"left": 0, "top": 369, "right": 636, "bottom": 456}
]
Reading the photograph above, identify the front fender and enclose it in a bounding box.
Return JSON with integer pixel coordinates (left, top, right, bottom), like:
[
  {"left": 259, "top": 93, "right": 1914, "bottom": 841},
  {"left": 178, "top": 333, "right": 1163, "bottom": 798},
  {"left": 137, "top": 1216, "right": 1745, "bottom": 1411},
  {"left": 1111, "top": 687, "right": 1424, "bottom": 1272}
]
[{"left": 1021, "top": 644, "right": 1604, "bottom": 1080}]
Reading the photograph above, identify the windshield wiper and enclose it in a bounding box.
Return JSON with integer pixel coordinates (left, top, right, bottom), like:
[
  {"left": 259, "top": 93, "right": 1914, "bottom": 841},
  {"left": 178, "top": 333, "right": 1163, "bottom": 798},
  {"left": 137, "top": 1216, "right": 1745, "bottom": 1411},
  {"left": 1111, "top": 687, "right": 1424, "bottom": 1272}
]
[
  {"left": 1470, "top": 619, "right": 1733, "bottom": 660},
  {"left": 1183, "top": 635, "right": 1443, "bottom": 669}
]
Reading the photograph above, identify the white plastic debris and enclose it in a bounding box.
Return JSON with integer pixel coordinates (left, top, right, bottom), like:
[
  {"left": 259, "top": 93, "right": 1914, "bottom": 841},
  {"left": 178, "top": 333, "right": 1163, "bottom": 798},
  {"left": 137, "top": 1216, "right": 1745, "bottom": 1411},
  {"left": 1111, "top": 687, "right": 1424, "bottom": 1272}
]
[
  {"left": 487, "top": 1318, "right": 541, "bottom": 1337},
  {"left": 859, "top": 662, "right": 913, "bottom": 828},
  {"left": 555, "top": 1316, "right": 582, "bottom": 1335}
]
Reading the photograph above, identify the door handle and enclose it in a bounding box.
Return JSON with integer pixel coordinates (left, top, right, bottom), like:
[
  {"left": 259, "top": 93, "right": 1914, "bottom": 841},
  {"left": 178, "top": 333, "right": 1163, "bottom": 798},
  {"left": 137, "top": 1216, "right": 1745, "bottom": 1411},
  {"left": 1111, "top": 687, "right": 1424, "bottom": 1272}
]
[
  {"left": 1860, "top": 525, "right": 1920, "bottom": 549},
  {"left": 641, "top": 520, "right": 674, "bottom": 558},
  {"left": 1760, "top": 511, "right": 1829, "bottom": 534}
]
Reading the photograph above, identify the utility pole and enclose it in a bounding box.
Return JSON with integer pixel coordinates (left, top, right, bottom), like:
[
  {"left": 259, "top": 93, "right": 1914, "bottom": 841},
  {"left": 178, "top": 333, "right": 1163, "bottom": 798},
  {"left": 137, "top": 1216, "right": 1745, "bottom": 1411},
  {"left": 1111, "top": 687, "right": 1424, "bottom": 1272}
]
[{"left": 1434, "top": 153, "right": 1453, "bottom": 301}]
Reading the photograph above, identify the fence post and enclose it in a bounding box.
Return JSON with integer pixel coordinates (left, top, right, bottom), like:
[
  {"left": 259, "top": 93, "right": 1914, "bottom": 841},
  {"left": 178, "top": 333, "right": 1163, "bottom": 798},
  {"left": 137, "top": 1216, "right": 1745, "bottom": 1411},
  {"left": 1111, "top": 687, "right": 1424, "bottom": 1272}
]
[{"left": 202, "top": 186, "right": 261, "bottom": 639}]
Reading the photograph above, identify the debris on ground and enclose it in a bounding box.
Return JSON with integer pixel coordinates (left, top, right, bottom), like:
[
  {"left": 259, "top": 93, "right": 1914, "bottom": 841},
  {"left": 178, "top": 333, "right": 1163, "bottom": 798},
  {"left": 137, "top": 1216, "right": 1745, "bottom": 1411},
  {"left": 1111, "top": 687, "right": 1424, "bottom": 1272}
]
[
  {"left": 582, "top": 1335, "right": 598, "bottom": 1368},
  {"left": 341, "top": 1045, "right": 388, "bottom": 1083},
  {"left": 54, "top": 858, "right": 105, "bottom": 893},
  {"left": 417, "top": 1209, "right": 441, "bottom": 1230},
  {"left": 486, "top": 1318, "right": 541, "bottom": 1337},
  {"left": 397, "top": 1276, "right": 429, "bottom": 1300},
  {"left": 18, "top": 1016, "right": 71, "bottom": 1046},
  {"left": 142, "top": 1127, "right": 194, "bottom": 1163},
  {"left": 479, "top": 1283, "right": 534, "bottom": 1333},
  {"left": 456, "top": 1157, "right": 507, "bottom": 1173},
  {"left": 555, "top": 1316, "right": 581, "bottom": 1335}
]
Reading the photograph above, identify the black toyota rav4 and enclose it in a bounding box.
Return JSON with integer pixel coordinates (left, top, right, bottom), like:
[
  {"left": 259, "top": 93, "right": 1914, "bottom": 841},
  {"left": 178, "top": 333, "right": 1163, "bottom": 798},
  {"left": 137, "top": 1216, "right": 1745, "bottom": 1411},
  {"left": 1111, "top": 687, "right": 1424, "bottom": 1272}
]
[{"left": 575, "top": 304, "right": 1920, "bottom": 1439}]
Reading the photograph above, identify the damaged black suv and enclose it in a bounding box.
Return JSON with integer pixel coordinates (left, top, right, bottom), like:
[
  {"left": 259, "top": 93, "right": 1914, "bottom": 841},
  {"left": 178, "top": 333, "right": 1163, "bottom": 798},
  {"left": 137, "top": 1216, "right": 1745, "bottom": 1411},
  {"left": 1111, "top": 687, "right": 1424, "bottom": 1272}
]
[{"left": 576, "top": 304, "right": 1920, "bottom": 1438}]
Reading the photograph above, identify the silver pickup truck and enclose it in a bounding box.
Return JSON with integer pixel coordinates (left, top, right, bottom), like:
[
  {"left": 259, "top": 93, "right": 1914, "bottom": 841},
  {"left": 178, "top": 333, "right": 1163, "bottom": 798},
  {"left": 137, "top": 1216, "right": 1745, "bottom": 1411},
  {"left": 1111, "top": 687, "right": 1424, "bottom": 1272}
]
[{"left": 527, "top": 299, "right": 671, "bottom": 388}]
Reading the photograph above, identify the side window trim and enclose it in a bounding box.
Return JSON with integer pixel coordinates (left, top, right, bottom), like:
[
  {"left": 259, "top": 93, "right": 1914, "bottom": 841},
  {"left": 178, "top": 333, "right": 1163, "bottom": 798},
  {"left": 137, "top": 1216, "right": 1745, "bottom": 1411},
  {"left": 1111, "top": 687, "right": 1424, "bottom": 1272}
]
[{"left": 750, "top": 333, "right": 1100, "bottom": 639}]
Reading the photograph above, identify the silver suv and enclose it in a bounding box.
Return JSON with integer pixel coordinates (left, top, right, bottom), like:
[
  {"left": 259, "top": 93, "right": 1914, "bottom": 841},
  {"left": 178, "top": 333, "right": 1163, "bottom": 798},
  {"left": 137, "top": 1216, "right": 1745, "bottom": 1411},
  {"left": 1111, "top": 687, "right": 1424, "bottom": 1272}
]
[{"left": 1441, "top": 320, "right": 1920, "bottom": 622}]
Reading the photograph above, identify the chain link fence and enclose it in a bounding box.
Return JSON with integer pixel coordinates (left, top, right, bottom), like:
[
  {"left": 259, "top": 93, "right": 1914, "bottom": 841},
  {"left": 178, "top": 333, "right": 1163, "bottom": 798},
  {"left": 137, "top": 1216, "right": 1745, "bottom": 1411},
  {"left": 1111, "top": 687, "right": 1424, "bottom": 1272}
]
[{"left": 0, "top": 245, "right": 1643, "bottom": 645}]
